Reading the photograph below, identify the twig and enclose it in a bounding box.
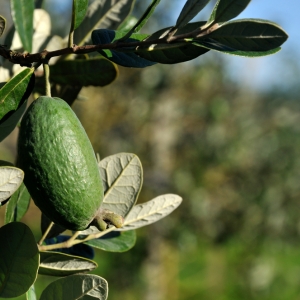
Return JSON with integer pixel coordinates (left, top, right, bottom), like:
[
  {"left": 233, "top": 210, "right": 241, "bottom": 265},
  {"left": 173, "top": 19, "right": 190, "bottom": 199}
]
[
  {"left": 38, "top": 221, "right": 54, "bottom": 245},
  {"left": 38, "top": 226, "right": 116, "bottom": 251}
]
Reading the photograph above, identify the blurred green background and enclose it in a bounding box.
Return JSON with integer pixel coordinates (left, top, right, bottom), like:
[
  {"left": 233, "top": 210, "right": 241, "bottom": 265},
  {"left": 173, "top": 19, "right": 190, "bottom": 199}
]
[{"left": 1, "top": 1, "right": 300, "bottom": 299}]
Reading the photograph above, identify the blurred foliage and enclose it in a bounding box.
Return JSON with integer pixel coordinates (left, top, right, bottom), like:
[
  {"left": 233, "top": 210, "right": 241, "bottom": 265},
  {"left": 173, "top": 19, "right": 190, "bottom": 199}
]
[{"left": 69, "top": 53, "right": 300, "bottom": 299}]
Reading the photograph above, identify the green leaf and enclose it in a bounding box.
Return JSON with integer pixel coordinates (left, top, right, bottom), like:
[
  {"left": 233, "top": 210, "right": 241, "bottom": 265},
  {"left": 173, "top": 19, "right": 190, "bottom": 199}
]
[
  {"left": 202, "top": 19, "right": 288, "bottom": 52},
  {"left": 118, "top": 16, "right": 138, "bottom": 32},
  {"left": 50, "top": 58, "right": 118, "bottom": 87},
  {"left": 136, "top": 42, "right": 209, "bottom": 64},
  {"left": 0, "top": 222, "right": 39, "bottom": 298},
  {"left": 92, "top": 29, "right": 155, "bottom": 68},
  {"left": 99, "top": 153, "right": 143, "bottom": 218},
  {"left": 0, "top": 67, "right": 35, "bottom": 121},
  {"left": 40, "top": 274, "right": 108, "bottom": 300},
  {"left": 193, "top": 40, "right": 282, "bottom": 57},
  {"left": 208, "top": 0, "right": 251, "bottom": 24},
  {"left": 74, "top": 0, "right": 135, "bottom": 46},
  {"left": 136, "top": 22, "right": 209, "bottom": 64},
  {"left": 26, "top": 285, "right": 37, "bottom": 300},
  {"left": 117, "top": 194, "right": 182, "bottom": 231},
  {"left": 0, "top": 98, "right": 27, "bottom": 142},
  {"left": 0, "top": 15, "right": 6, "bottom": 37},
  {"left": 10, "top": 0, "right": 34, "bottom": 52},
  {"left": 39, "top": 251, "right": 97, "bottom": 277},
  {"left": 0, "top": 167, "right": 24, "bottom": 204},
  {"left": 119, "top": 0, "right": 161, "bottom": 41},
  {"left": 70, "top": 0, "right": 89, "bottom": 32},
  {"left": 85, "top": 230, "right": 136, "bottom": 252},
  {"left": 5, "top": 182, "right": 31, "bottom": 223},
  {"left": 176, "top": 0, "right": 210, "bottom": 28},
  {"left": 0, "top": 67, "right": 35, "bottom": 141}
]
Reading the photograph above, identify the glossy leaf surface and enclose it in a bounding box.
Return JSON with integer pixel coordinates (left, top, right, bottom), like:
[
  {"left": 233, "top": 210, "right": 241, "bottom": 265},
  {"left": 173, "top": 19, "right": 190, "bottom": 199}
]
[
  {"left": 99, "top": 153, "right": 143, "bottom": 217},
  {"left": 50, "top": 58, "right": 118, "bottom": 86},
  {"left": 0, "top": 68, "right": 35, "bottom": 141},
  {"left": 0, "top": 222, "right": 39, "bottom": 298},
  {"left": 40, "top": 274, "right": 108, "bottom": 300},
  {"left": 5, "top": 182, "right": 30, "bottom": 223},
  {"left": 118, "top": 194, "right": 182, "bottom": 231},
  {"left": 0, "top": 68, "right": 34, "bottom": 121},
  {"left": 204, "top": 19, "right": 288, "bottom": 51},
  {"left": 10, "top": 0, "right": 34, "bottom": 52},
  {"left": 39, "top": 251, "right": 97, "bottom": 276},
  {"left": 84, "top": 230, "right": 136, "bottom": 252}
]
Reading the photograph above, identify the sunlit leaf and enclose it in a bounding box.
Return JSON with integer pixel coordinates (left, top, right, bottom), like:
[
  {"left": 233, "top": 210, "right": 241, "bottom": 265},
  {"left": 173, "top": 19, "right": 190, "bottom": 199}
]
[
  {"left": 0, "top": 15, "right": 6, "bottom": 37},
  {"left": 0, "top": 68, "right": 35, "bottom": 141},
  {"left": 208, "top": 0, "right": 251, "bottom": 24},
  {"left": 0, "top": 68, "right": 35, "bottom": 121},
  {"left": 202, "top": 19, "right": 288, "bottom": 51},
  {"left": 0, "top": 222, "right": 39, "bottom": 298},
  {"left": 5, "top": 182, "right": 30, "bottom": 223},
  {"left": 176, "top": 0, "right": 210, "bottom": 28},
  {"left": 84, "top": 229, "right": 136, "bottom": 252},
  {"left": 70, "top": 0, "right": 89, "bottom": 32},
  {"left": 117, "top": 194, "right": 182, "bottom": 231},
  {"left": 50, "top": 58, "right": 118, "bottom": 86},
  {"left": 74, "top": 0, "right": 135, "bottom": 46},
  {"left": 39, "top": 251, "right": 97, "bottom": 277},
  {"left": 92, "top": 29, "right": 155, "bottom": 68},
  {"left": 10, "top": 0, "right": 34, "bottom": 52},
  {"left": 99, "top": 153, "right": 143, "bottom": 217},
  {"left": 0, "top": 167, "right": 24, "bottom": 204},
  {"left": 40, "top": 274, "right": 108, "bottom": 300}
]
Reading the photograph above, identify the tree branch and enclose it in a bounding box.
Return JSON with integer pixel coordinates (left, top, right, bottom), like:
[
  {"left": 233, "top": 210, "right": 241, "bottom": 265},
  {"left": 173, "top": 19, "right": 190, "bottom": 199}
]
[{"left": 0, "top": 31, "right": 203, "bottom": 67}]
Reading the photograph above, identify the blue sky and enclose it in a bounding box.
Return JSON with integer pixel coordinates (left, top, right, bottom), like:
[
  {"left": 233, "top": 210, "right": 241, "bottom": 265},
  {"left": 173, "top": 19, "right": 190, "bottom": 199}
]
[
  {"left": 222, "top": 0, "right": 299, "bottom": 91},
  {"left": 168, "top": 0, "right": 299, "bottom": 92}
]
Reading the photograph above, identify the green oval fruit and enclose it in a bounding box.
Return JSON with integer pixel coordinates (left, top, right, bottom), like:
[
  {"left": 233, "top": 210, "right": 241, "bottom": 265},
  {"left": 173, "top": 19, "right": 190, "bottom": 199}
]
[{"left": 17, "top": 96, "right": 104, "bottom": 231}]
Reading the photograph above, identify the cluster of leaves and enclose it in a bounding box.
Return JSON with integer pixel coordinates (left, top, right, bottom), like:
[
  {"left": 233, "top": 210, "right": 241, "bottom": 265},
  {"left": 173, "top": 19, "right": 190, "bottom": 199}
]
[
  {"left": 0, "top": 153, "right": 181, "bottom": 298},
  {"left": 0, "top": 0, "right": 288, "bottom": 299}
]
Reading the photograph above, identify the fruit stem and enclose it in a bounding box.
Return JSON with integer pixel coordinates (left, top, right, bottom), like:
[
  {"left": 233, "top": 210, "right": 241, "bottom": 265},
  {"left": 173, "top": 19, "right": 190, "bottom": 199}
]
[
  {"left": 37, "top": 226, "right": 116, "bottom": 251},
  {"left": 38, "top": 221, "right": 54, "bottom": 245},
  {"left": 43, "top": 63, "right": 51, "bottom": 97}
]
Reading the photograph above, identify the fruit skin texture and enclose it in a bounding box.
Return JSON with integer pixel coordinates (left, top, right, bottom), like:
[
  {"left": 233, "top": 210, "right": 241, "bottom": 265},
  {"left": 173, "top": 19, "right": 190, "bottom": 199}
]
[{"left": 17, "top": 96, "right": 104, "bottom": 231}]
